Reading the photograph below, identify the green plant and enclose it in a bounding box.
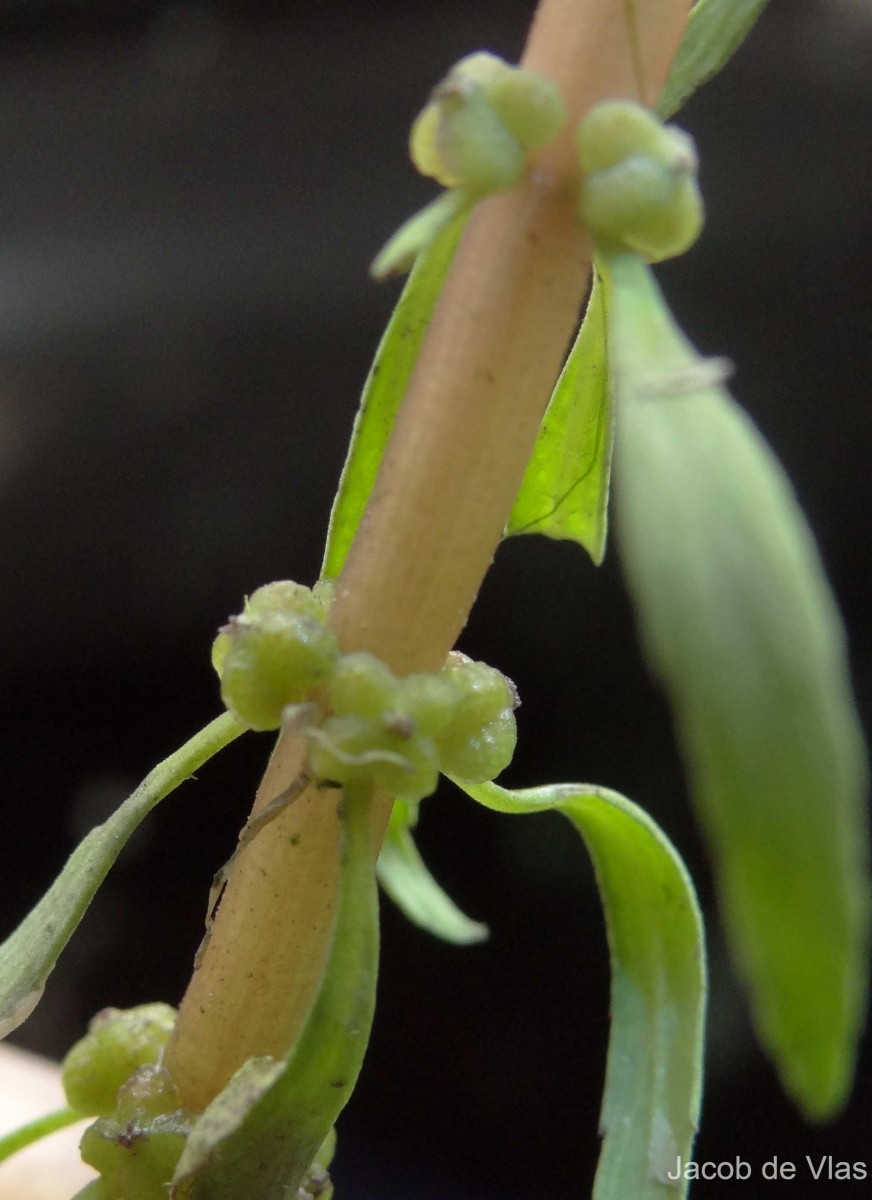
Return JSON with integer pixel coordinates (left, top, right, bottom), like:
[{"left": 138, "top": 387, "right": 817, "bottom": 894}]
[{"left": 0, "top": 2, "right": 868, "bottom": 1198}]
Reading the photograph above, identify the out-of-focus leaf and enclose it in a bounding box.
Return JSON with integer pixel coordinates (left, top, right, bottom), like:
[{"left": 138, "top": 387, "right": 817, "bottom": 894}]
[
  {"left": 0, "top": 713, "right": 244, "bottom": 1041},
  {"left": 173, "top": 781, "right": 378, "bottom": 1200},
  {"left": 457, "top": 777, "right": 705, "bottom": 1200},
  {"left": 377, "top": 800, "right": 488, "bottom": 945},
  {"left": 370, "top": 189, "right": 470, "bottom": 281},
  {"left": 506, "top": 273, "right": 613, "bottom": 564},
  {"left": 321, "top": 211, "right": 468, "bottom": 580},
  {"left": 607, "top": 250, "right": 869, "bottom": 1118},
  {"left": 658, "top": 0, "right": 772, "bottom": 119}
]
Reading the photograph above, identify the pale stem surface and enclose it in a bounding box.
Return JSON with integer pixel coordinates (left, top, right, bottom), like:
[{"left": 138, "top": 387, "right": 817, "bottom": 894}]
[{"left": 168, "top": 0, "right": 691, "bottom": 1110}]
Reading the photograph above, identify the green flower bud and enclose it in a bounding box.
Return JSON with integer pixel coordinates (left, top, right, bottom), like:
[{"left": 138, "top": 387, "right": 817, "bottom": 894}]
[
  {"left": 211, "top": 629, "right": 232, "bottom": 678},
  {"left": 441, "top": 654, "right": 518, "bottom": 729},
  {"left": 576, "top": 100, "right": 704, "bottom": 263},
  {"left": 80, "top": 1106, "right": 191, "bottom": 1200},
  {"left": 411, "top": 85, "right": 523, "bottom": 194},
  {"left": 329, "top": 653, "right": 460, "bottom": 738},
  {"left": 78, "top": 1066, "right": 191, "bottom": 1200},
  {"left": 71, "top": 1180, "right": 120, "bottom": 1200},
  {"left": 432, "top": 655, "right": 518, "bottom": 783},
  {"left": 479, "top": 59, "right": 565, "bottom": 152},
  {"left": 307, "top": 713, "right": 389, "bottom": 786},
  {"left": 576, "top": 100, "right": 671, "bottom": 175},
  {"left": 220, "top": 613, "right": 339, "bottom": 731},
  {"left": 438, "top": 709, "right": 518, "bottom": 784},
  {"left": 61, "top": 1003, "right": 177, "bottom": 1117},
  {"left": 115, "top": 1065, "right": 181, "bottom": 1123},
  {"left": 397, "top": 671, "right": 460, "bottom": 737},
  {"left": 328, "top": 651, "right": 401, "bottom": 718},
  {"left": 211, "top": 580, "right": 324, "bottom": 679},
  {"left": 308, "top": 713, "right": 440, "bottom": 805},
  {"left": 373, "top": 727, "right": 441, "bottom": 806},
  {"left": 410, "top": 52, "right": 565, "bottom": 196},
  {"left": 247, "top": 579, "right": 322, "bottom": 621}
]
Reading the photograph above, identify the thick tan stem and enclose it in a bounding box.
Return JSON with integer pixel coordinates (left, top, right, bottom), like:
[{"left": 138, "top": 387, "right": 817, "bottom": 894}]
[
  {"left": 329, "top": 0, "right": 689, "bottom": 670},
  {"left": 167, "top": 0, "right": 691, "bottom": 1111},
  {"left": 166, "top": 736, "right": 341, "bottom": 1109}
]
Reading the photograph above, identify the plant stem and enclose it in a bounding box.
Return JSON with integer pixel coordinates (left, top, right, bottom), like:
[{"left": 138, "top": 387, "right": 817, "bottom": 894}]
[
  {"left": 330, "top": 0, "right": 690, "bottom": 673},
  {"left": 166, "top": 0, "right": 691, "bottom": 1111}
]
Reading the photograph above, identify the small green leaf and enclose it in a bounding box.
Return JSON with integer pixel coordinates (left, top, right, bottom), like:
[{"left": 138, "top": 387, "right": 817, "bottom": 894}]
[
  {"left": 0, "top": 712, "right": 244, "bottom": 1041},
  {"left": 607, "top": 250, "right": 870, "bottom": 1118},
  {"left": 321, "top": 209, "right": 468, "bottom": 581},
  {"left": 173, "top": 780, "right": 379, "bottom": 1200},
  {"left": 377, "top": 800, "right": 488, "bottom": 945},
  {"left": 506, "top": 272, "right": 614, "bottom": 564},
  {"left": 371, "top": 189, "right": 470, "bottom": 281},
  {"left": 658, "top": 0, "right": 771, "bottom": 119},
  {"left": 456, "top": 777, "right": 705, "bottom": 1200}
]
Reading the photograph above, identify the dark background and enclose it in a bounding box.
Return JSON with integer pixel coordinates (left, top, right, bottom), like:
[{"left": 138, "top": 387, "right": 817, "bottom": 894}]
[{"left": 1, "top": 2, "right": 870, "bottom": 1197}]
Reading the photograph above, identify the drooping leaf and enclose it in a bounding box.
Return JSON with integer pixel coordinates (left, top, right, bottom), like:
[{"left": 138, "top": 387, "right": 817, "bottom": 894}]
[
  {"left": 506, "top": 272, "right": 614, "bottom": 564},
  {"left": 606, "top": 250, "right": 869, "bottom": 1118},
  {"left": 0, "top": 713, "right": 244, "bottom": 1041},
  {"left": 321, "top": 210, "right": 468, "bottom": 580},
  {"left": 658, "top": 0, "right": 772, "bottom": 119},
  {"left": 377, "top": 800, "right": 488, "bottom": 945},
  {"left": 172, "top": 780, "right": 379, "bottom": 1200},
  {"left": 456, "top": 778, "right": 705, "bottom": 1200}
]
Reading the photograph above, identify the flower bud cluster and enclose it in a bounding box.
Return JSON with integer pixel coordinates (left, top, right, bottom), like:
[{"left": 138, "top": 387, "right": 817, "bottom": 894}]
[
  {"left": 576, "top": 100, "right": 704, "bottom": 262},
  {"left": 410, "top": 51, "right": 565, "bottom": 196},
  {"left": 60, "top": 1003, "right": 337, "bottom": 1200},
  {"left": 212, "top": 580, "right": 337, "bottom": 731},
  {"left": 61, "top": 1004, "right": 191, "bottom": 1200},
  {"left": 309, "top": 649, "right": 518, "bottom": 804},
  {"left": 213, "top": 581, "right": 519, "bottom": 803}
]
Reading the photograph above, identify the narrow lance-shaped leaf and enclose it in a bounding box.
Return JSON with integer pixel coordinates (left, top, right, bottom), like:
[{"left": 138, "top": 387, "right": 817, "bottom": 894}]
[
  {"left": 377, "top": 799, "right": 488, "bottom": 945},
  {"left": 370, "top": 189, "right": 470, "bottom": 281},
  {"left": 0, "top": 712, "right": 244, "bottom": 1041},
  {"left": 173, "top": 779, "right": 379, "bottom": 1200},
  {"left": 456, "top": 777, "right": 705, "bottom": 1200},
  {"left": 658, "top": 0, "right": 772, "bottom": 120},
  {"left": 321, "top": 210, "right": 467, "bottom": 580},
  {"left": 506, "top": 272, "right": 614, "bottom": 564},
  {"left": 607, "top": 250, "right": 869, "bottom": 1118}
]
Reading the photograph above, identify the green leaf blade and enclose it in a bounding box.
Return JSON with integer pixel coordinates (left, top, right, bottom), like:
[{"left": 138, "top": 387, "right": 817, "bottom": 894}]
[
  {"left": 608, "top": 252, "right": 870, "bottom": 1118},
  {"left": 506, "top": 273, "right": 613, "bottom": 563},
  {"left": 321, "top": 211, "right": 467, "bottom": 580},
  {"left": 658, "top": 0, "right": 772, "bottom": 119},
  {"left": 457, "top": 778, "right": 705, "bottom": 1200},
  {"left": 0, "top": 712, "right": 244, "bottom": 1041},
  {"left": 377, "top": 800, "right": 488, "bottom": 945}
]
